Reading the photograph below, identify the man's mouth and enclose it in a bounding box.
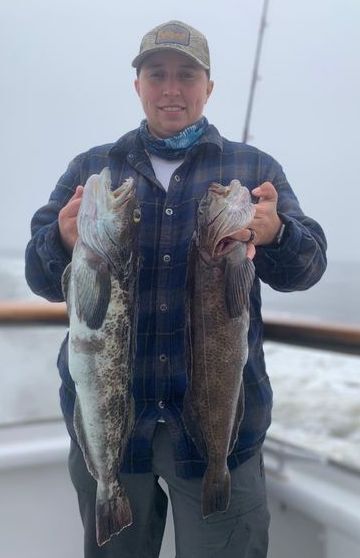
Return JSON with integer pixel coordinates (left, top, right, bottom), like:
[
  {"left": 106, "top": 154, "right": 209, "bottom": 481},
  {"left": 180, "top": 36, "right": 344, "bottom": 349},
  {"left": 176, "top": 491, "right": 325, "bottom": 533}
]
[{"left": 159, "top": 106, "right": 185, "bottom": 112}]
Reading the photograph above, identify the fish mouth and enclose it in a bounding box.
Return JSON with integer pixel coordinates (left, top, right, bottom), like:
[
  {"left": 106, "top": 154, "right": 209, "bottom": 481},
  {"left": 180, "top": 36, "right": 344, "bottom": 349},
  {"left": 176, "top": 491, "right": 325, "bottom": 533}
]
[
  {"left": 205, "top": 182, "right": 254, "bottom": 258},
  {"left": 213, "top": 232, "right": 243, "bottom": 258},
  {"left": 114, "top": 193, "right": 134, "bottom": 207},
  {"left": 113, "top": 178, "right": 136, "bottom": 207},
  {"left": 207, "top": 205, "right": 248, "bottom": 259}
]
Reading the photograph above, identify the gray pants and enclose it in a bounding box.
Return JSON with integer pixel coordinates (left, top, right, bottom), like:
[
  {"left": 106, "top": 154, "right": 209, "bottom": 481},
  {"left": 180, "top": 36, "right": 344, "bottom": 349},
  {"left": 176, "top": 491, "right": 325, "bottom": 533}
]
[{"left": 68, "top": 423, "right": 270, "bottom": 558}]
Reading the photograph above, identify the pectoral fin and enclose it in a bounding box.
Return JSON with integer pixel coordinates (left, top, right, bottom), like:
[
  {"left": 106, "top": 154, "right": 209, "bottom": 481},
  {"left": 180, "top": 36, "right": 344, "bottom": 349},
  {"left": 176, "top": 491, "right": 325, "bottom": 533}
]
[
  {"left": 73, "top": 253, "right": 111, "bottom": 329},
  {"left": 61, "top": 263, "right": 72, "bottom": 306},
  {"left": 225, "top": 255, "right": 255, "bottom": 318}
]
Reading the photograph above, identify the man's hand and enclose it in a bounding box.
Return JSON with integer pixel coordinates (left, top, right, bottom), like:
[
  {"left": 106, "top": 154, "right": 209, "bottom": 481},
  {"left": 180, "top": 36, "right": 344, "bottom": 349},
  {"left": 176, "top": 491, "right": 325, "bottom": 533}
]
[
  {"left": 228, "top": 182, "right": 283, "bottom": 254},
  {"left": 58, "top": 185, "right": 84, "bottom": 253},
  {"left": 227, "top": 227, "right": 256, "bottom": 260},
  {"left": 249, "top": 182, "right": 282, "bottom": 246}
]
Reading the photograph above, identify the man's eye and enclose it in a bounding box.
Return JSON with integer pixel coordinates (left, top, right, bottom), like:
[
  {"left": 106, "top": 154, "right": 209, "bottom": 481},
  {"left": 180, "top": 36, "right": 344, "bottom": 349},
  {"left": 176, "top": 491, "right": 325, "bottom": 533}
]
[
  {"left": 149, "top": 72, "right": 164, "bottom": 79},
  {"left": 180, "top": 72, "right": 195, "bottom": 80}
]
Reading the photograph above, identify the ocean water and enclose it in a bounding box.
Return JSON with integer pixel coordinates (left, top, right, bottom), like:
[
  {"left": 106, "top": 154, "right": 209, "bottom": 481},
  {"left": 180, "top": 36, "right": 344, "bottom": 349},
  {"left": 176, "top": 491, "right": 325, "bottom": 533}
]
[
  {"left": 261, "top": 259, "right": 360, "bottom": 327},
  {"left": 1, "top": 253, "right": 359, "bottom": 469},
  {"left": 265, "top": 342, "right": 360, "bottom": 469}
]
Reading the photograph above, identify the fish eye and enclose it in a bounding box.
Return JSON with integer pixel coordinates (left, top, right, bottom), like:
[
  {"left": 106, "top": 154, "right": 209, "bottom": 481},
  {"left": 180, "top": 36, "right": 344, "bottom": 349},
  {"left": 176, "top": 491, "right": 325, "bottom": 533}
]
[{"left": 133, "top": 208, "right": 141, "bottom": 223}]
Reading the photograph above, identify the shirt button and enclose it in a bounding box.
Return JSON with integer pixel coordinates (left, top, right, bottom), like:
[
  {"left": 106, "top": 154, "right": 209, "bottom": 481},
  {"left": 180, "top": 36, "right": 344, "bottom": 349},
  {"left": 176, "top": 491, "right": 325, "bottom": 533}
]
[
  {"left": 158, "top": 400, "right": 165, "bottom": 409},
  {"left": 163, "top": 254, "right": 171, "bottom": 263},
  {"left": 165, "top": 208, "right": 173, "bottom": 216},
  {"left": 174, "top": 174, "right": 181, "bottom": 182},
  {"left": 159, "top": 303, "right": 168, "bottom": 312},
  {"left": 159, "top": 354, "right": 167, "bottom": 362}
]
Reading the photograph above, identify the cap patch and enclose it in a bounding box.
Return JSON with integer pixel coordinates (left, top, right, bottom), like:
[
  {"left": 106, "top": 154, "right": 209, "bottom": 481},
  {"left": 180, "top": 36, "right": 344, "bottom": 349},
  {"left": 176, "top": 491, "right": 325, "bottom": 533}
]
[{"left": 155, "top": 24, "right": 190, "bottom": 46}]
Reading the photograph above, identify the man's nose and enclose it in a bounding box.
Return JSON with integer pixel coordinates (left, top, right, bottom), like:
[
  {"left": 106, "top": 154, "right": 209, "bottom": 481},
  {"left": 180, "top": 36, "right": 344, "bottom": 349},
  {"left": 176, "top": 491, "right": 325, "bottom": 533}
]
[{"left": 163, "top": 77, "right": 180, "bottom": 96}]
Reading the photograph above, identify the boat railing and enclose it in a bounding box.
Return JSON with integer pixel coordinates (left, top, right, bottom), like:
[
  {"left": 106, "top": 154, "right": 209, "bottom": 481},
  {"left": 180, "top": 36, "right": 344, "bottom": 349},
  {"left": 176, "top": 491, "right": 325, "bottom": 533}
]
[{"left": 1, "top": 300, "right": 359, "bottom": 355}]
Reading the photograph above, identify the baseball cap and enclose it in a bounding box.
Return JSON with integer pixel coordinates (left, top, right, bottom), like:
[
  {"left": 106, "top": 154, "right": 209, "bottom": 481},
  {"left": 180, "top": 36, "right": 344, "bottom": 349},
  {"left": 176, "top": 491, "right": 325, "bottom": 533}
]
[{"left": 132, "top": 20, "right": 210, "bottom": 72}]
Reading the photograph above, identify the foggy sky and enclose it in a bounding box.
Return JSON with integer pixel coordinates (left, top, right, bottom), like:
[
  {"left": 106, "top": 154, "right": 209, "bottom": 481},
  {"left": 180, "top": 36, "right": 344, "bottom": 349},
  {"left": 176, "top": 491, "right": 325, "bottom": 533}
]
[{"left": 1, "top": 0, "right": 359, "bottom": 263}]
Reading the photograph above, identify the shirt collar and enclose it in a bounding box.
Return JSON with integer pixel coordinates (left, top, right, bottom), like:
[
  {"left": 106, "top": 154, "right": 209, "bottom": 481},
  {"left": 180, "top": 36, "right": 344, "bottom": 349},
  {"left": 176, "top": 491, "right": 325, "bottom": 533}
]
[{"left": 108, "top": 123, "right": 223, "bottom": 159}]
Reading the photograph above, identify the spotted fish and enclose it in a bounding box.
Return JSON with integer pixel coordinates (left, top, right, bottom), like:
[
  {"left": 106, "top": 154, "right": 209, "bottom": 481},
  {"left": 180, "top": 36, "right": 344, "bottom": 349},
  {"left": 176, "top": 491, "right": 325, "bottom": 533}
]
[
  {"left": 62, "top": 167, "right": 140, "bottom": 546},
  {"left": 183, "top": 180, "right": 255, "bottom": 518}
]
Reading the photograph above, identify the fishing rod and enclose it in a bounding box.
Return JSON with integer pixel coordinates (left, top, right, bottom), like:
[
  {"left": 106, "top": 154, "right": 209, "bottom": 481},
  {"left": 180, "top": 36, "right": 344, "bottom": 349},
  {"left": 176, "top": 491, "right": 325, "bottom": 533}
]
[{"left": 242, "top": 0, "right": 270, "bottom": 143}]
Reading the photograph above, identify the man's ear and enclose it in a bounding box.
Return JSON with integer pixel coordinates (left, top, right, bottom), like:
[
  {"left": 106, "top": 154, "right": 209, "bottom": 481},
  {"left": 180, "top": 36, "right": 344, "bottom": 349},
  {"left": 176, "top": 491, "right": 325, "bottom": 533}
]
[
  {"left": 206, "top": 80, "right": 214, "bottom": 101},
  {"left": 134, "top": 79, "right": 140, "bottom": 97}
]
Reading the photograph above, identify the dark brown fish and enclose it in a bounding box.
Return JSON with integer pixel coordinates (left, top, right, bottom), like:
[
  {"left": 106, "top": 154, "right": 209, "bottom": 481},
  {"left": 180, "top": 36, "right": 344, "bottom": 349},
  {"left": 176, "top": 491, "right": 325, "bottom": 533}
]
[
  {"left": 183, "top": 180, "right": 255, "bottom": 518},
  {"left": 62, "top": 167, "right": 140, "bottom": 546}
]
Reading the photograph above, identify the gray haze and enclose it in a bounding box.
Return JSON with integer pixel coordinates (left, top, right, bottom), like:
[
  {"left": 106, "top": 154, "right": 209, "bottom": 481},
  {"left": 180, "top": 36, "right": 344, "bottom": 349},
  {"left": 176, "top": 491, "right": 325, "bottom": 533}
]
[{"left": 1, "top": 0, "right": 359, "bottom": 264}]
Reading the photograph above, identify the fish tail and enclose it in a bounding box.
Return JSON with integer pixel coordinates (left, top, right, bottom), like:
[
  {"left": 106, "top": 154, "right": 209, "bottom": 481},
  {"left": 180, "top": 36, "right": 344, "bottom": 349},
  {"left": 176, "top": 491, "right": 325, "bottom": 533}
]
[
  {"left": 201, "top": 463, "right": 231, "bottom": 518},
  {"left": 95, "top": 483, "right": 132, "bottom": 547}
]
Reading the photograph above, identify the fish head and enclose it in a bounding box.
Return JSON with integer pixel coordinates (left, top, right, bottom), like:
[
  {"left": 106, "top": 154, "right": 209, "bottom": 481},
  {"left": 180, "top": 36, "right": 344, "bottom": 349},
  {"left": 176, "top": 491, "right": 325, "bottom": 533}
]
[
  {"left": 197, "top": 180, "right": 255, "bottom": 260},
  {"left": 111, "top": 176, "right": 141, "bottom": 244},
  {"left": 78, "top": 168, "right": 141, "bottom": 275},
  {"left": 79, "top": 167, "right": 140, "bottom": 229},
  {"left": 104, "top": 174, "right": 142, "bottom": 276}
]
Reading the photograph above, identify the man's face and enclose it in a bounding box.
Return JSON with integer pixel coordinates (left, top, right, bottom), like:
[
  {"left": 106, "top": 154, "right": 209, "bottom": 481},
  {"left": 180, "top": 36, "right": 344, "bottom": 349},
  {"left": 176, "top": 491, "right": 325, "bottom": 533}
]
[{"left": 134, "top": 51, "right": 213, "bottom": 138}]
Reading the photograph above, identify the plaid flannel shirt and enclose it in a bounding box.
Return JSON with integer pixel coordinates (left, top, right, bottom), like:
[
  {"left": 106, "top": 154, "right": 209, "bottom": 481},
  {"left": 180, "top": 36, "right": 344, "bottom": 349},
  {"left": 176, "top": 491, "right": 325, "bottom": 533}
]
[{"left": 25, "top": 124, "right": 327, "bottom": 478}]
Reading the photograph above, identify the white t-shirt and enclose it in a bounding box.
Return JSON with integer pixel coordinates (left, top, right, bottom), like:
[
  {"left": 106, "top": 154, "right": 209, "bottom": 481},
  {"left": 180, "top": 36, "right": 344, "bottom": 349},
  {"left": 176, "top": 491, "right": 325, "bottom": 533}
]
[{"left": 149, "top": 154, "right": 184, "bottom": 191}]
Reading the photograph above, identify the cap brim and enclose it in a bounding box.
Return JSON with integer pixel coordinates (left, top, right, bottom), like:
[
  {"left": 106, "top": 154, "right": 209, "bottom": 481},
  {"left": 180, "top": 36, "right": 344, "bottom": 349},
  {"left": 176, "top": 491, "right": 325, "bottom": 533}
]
[{"left": 131, "top": 45, "right": 210, "bottom": 70}]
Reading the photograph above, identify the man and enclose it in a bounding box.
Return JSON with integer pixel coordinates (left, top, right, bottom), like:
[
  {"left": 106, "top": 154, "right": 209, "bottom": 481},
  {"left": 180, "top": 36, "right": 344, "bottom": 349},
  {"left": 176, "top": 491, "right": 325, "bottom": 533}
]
[{"left": 25, "top": 20, "right": 327, "bottom": 558}]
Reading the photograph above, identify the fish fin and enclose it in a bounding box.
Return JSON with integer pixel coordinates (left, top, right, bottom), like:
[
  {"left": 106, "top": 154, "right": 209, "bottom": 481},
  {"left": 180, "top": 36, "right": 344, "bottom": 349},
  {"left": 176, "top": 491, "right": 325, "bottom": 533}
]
[
  {"left": 73, "top": 254, "right": 111, "bottom": 329},
  {"left": 225, "top": 256, "right": 255, "bottom": 318},
  {"left": 73, "top": 397, "right": 98, "bottom": 480},
  {"left": 61, "top": 262, "right": 72, "bottom": 304},
  {"left": 183, "top": 238, "right": 207, "bottom": 455},
  {"left": 185, "top": 234, "right": 197, "bottom": 293},
  {"left": 229, "top": 381, "right": 245, "bottom": 454},
  {"left": 182, "top": 390, "right": 207, "bottom": 458},
  {"left": 126, "top": 395, "right": 135, "bottom": 437},
  {"left": 95, "top": 482, "right": 132, "bottom": 547},
  {"left": 202, "top": 463, "right": 231, "bottom": 518},
  {"left": 117, "top": 395, "right": 135, "bottom": 464},
  {"left": 184, "top": 236, "right": 197, "bottom": 382}
]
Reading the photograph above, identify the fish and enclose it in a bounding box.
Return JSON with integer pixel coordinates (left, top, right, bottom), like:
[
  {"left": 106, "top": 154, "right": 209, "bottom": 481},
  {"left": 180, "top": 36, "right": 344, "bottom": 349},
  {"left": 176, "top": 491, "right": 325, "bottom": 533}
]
[
  {"left": 61, "top": 167, "right": 141, "bottom": 546},
  {"left": 183, "top": 179, "right": 255, "bottom": 518}
]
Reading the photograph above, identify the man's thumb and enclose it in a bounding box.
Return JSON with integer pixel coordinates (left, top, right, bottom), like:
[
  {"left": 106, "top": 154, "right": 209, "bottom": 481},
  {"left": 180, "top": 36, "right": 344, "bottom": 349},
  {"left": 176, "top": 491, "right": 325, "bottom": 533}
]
[
  {"left": 252, "top": 182, "right": 277, "bottom": 202},
  {"left": 73, "top": 185, "right": 84, "bottom": 198}
]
